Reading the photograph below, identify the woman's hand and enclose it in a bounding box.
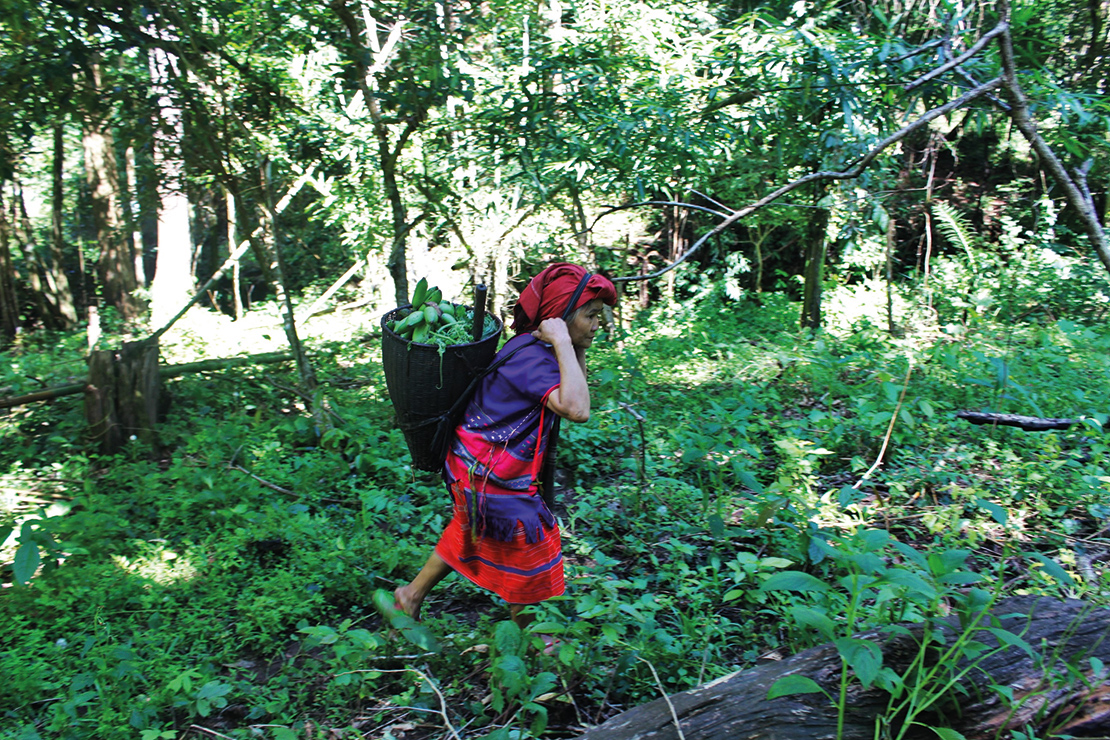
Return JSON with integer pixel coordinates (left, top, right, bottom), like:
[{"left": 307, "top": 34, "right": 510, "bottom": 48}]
[
  {"left": 531, "top": 318, "right": 572, "bottom": 348},
  {"left": 535, "top": 318, "right": 590, "bottom": 422}
]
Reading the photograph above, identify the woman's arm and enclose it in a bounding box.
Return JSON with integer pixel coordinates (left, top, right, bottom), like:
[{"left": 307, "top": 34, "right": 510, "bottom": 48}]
[{"left": 532, "top": 318, "right": 590, "bottom": 422}]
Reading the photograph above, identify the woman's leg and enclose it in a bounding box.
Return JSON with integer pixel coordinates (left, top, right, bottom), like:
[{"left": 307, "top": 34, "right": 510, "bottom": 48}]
[
  {"left": 510, "top": 603, "right": 536, "bottom": 629},
  {"left": 394, "top": 551, "right": 453, "bottom": 621},
  {"left": 512, "top": 603, "right": 561, "bottom": 655}
]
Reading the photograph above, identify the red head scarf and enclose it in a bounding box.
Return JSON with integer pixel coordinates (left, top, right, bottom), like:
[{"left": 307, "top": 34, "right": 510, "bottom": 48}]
[{"left": 511, "top": 263, "right": 618, "bottom": 334}]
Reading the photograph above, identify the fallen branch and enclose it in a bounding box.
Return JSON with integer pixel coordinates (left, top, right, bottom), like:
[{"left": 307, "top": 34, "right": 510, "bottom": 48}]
[
  {"left": 956, "top": 410, "right": 1076, "bottom": 431},
  {"left": 226, "top": 463, "right": 349, "bottom": 505},
  {"left": 0, "top": 352, "right": 293, "bottom": 411},
  {"left": 337, "top": 668, "right": 463, "bottom": 740}
]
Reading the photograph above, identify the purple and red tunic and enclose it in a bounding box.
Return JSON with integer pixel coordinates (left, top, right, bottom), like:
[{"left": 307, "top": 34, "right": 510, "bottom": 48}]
[{"left": 434, "top": 333, "right": 566, "bottom": 604}]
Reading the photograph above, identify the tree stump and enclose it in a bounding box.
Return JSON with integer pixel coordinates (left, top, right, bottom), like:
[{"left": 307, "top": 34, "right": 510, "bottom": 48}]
[
  {"left": 84, "top": 340, "right": 160, "bottom": 453},
  {"left": 576, "top": 597, "right": 1110, "bottom": 740}
]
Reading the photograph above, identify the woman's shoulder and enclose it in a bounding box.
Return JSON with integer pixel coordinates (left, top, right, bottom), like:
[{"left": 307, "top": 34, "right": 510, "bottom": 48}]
[{"left": 495, "top": 333, "right": 554, "bottom": 364}]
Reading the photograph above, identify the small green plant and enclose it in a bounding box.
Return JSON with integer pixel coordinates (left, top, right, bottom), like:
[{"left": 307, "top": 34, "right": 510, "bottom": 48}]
[{"left": 762, "top": 529, "right": 1033, "bottom": 740}]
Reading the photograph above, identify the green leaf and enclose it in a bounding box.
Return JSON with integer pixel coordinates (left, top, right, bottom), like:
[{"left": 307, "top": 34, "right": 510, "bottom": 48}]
[
  {"left": 761, "top": 557, "right": 793, "bottom": 569},
  {"left": 923, "top": 726, "right": 967, "bottom": 740},
  {"left": 494, "top": 655, "right": 527, "bottom": 697},
  {"left": 760, "top": 571, "right": 830, "bottom": 593},
  {"left": 767, "top": 674, "right": 828, "bottom": 700},
  {"left": 892, "top": 541, "right": 928, "bottom": 568},
  {"left": 937, "top": 572, "right": 983, "bottom": 586},
  {"left": 927, "top": 550, "right": 971, "bottom": 577},
  {"left": 530, "top": 704, "right": 549, "bottom": 736},
  {"left": 791, "top": 605, "right": 837, "bottom": 641},
  {"left": 985, "top": 628, "right": 1035, "bottom": 659},
  {"left": 271, "top": 729, "right": 298, "bottom": 740},
  {"left": 401, "top": 624, "right": 441, "bottom": 653},
  {"left": 529, "top": 672, "right": 557, "bottom": 701},
  {"left": 835, "top": 638, "right": 883, "bottom": 688},
  {"left": 494, "top": 620, "right": 523, "bottom": 657},
  {"left": 197, "top": 681, "right": 230, "bottom": 701},
  {"left": 529, "top": 622, "right": 566, "bottom": 635},
  {"left": 13, "top": 541, "right": 41, "bottom": 585},
  {"left": 707, "top": 513, "right": 725, "bottom": 538},
  {"left": 1028, "top": 553, "right": 1075, "bottom": 586},
  {"left": 857, "top": 529, "right": 890, "bottom": 552},
  {"left": 975, "top": 497, "right": 1008, "bottom": 526}
]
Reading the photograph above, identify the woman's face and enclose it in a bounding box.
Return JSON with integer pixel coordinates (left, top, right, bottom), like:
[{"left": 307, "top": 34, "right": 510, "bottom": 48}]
[{"left": 567, "top": 298, "right": 605, "bottom": 349}]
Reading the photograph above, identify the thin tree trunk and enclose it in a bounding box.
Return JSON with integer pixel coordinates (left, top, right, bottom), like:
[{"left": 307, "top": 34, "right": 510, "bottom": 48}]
[
  {"left": 227, "top": 190, "right": 243, "bottom": 319},
  {"left": 49, "top": 125, "right": 78, "bottom": 326},
  {"left": 885, "top": 213, "right": 895, "bottom": 334},
  {"left": 994, "top": 1, "right": 1110, "bottom": 276},
  {"left": 82, "top": 57, "right": 141, "bottom": 322},
  {"left": 801, "top": 185, "right": 828, "bottom": 330},
  {"left": 382, "top": 146, "right": 411, "bottom": 308},
  {"left": 330, "top": 1, "right": 416, "bottom": 307},
  {"left": 11, "top": 181, "right": 57, "bottom": 329},
  {"left": 570, "top": 187, "right": 598, "bottom": 269},
  {"left": 0, "top": 188, "right": 19, "bottom": 342},
  {"left": 259, "top": 159, "right": 317, "bottom": 392},
  {"left": 124, "top": 145, "right": 147, "bottom": 287}
]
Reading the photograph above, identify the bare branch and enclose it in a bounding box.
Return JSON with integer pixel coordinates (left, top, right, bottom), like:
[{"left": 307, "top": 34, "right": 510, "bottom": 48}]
[
  {"left": 590, "top": 201, "right": 731, "bottom": 233},
  {"left": 995, "top": 2, "right": 1110, "bottom": 275},
  {"left": 613, "top": 77, "right": 1004, "bottom": 284},
  {"left": 905, "top": 20, "right": 1009, "bottom": 91},
  {"left": 892, "top": 37, "right": 946, "bottom": 63}
]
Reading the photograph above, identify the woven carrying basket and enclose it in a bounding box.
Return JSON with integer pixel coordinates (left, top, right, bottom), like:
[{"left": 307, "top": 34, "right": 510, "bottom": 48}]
[{"left": 380, "top": 306, "right": 504, "bottom": 471}]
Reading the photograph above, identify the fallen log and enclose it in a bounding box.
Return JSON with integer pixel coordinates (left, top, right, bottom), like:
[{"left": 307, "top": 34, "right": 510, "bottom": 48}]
[
  {"left": 576, "top": 596, "right": 1110, "bottom": 740},
  {"left": 0, "top": 351, "right": 294, "bottom": 411},
  {"left": 956, "top": 411, "right": 1077, "bottom": 431}
]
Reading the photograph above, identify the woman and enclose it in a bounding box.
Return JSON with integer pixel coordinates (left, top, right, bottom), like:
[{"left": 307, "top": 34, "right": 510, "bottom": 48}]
[{"left": 392, "top": 263, "right": 617, "bottom": 629}]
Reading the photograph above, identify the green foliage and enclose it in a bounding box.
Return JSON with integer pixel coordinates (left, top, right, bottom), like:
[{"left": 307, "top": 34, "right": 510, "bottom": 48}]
[{"left": 3, "top": 281, "right": 1110, "bottom": 737}]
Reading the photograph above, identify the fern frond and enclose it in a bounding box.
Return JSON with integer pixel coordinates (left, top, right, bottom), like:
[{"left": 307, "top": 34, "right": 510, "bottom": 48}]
[{"left": 932, "top": 202, "right": 979, "bottom": 272}]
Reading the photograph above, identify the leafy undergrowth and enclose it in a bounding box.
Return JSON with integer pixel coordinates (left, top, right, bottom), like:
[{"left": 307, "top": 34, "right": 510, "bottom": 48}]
[{"left": 1, "top": 282, "right": 1109, "bottom": 740}]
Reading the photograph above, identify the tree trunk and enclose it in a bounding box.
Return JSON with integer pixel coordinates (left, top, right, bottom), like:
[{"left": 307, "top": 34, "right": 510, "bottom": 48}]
[
  {"left": 227, "top": 189, "right": 243, "bottom": 319},
  {"left": 801, "top": 186, "right": 828, "bottom": 330},
  {"left": 85, "top": 340, "right": 160, "bottom": 454},
  {"left": 258, "top": 159, "right": 317, "bottom": 392},
  {"left": 82, "top": 58, "right": 142, "bottom": 322},
  {"left": 381, "top": 130, "right": 411, "bottom": 308},
  {"left": 576, "top": 596, "right": 1110, "bottom": 740},
  {"left": 10, "top": 180, "right": 58, "bottom": 329},
  {"left": 0, "top": 187, "right": 19, "bottom": 342},
  {"left": 885, "top": 213, "right": 895, "bottom": 335},
  {"left": 147, "top": 42, "right": 194, "bottom": 327},
  {"left": 123, "top": 144, "right": 148, "bottom": 288},
  {"left": 49, "top": 125, "right": 78, "bottom": 327},
  {"left": 329, "top": 2, "right": 416, "bottom": 308}
]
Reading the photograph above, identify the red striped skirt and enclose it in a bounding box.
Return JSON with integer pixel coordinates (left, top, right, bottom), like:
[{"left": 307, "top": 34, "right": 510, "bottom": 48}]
[{"left": 435, "top": 481, "right": 565, "bottom": 605}]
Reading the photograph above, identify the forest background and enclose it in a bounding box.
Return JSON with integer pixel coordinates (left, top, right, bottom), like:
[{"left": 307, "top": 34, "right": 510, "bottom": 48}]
[{"left": 1, "top": 0, "right": 1110, "bottom": 738}]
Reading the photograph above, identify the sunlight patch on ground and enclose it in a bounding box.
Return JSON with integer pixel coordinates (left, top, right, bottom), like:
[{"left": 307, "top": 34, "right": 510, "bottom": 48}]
[
  {"left": 111, "top": 544, "right": 199, "bottom": 585},
  {"left": 822, "top": 278, "right": 911, "bottom": 336}
]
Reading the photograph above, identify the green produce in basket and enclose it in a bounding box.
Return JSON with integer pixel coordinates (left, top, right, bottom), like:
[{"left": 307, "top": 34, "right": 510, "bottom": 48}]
[{"left": 391, "top": 278, "right": 498, "bottom": 347}]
